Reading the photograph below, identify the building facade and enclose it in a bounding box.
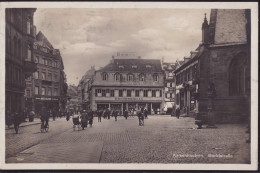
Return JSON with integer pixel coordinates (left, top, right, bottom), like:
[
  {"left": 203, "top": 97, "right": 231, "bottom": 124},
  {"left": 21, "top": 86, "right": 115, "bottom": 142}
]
[
  {"left": 162, "top": 62, "right": 178, "bottom": 113},
  {"left": 67, "top": 84, "right": 81, "bottom": 113},
  {"left": 78, "top": 66, "right": 96, "bottom": 110},
  {"left": 25, "top": 31, "right": 67, "bottom": 115},
  {"left": 91, "top": 55, "right": 165, "bottom": 114},
  {"left": 5, "top": 8, "right": 37, "bottom": 115},
  {"left": 175, "top": 9, "right": 251, "bottom": 122}
]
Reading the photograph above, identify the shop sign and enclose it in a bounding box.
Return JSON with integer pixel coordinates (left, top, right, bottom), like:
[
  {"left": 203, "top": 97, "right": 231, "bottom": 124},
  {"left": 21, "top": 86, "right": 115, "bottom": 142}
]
[
  {"left": 115, "top": 97, "right": 143, "bottom": 101},
  {"left": 35, "top": 97, "right": 59, "bottom": 101}
]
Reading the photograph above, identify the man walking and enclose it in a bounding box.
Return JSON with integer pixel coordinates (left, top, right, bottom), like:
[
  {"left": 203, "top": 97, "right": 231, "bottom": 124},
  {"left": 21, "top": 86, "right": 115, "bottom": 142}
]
[
  {"left": 98, "top": 110, "right": 102, "bottom": 122},
  {"left": 176, "top": 107, "right": 180, "bottom": 119}
]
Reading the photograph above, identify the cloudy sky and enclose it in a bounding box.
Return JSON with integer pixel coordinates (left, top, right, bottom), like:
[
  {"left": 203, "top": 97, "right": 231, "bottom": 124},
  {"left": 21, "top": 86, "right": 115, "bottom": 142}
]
[{"left": 34, "top": 8, "right": 211, "bottom": 85}]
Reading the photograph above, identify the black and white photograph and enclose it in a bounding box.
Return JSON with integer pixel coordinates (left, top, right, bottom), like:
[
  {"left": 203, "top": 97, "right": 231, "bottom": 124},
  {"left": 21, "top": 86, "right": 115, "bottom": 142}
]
[{"left": 0, "top": 1, "right": 258, "bottom": 171}]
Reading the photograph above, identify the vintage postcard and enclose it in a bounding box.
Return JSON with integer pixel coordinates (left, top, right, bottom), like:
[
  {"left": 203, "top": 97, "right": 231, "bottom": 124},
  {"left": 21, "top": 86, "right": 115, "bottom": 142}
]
[{"left": 0, "top": 1, "right": 258, "bottom": 171}]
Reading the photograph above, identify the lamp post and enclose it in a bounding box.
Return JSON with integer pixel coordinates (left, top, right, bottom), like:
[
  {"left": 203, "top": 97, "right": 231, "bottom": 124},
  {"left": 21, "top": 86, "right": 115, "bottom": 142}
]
[{"left": 206, "top": 82, "right": 217, "bottom": 128}]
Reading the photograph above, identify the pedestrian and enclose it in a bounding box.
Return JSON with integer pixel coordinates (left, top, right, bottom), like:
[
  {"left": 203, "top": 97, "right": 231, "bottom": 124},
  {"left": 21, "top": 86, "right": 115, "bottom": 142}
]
[
  {"left": 176, "top": 107, "right": 180, "bottom": 119},
  {"left": 98, "top": 110, "right": 102, "bottom": 122},
  {"left": 29, "top": 110, "right": 35, "bottom": 122},
  {"left": 114, "top": 110, "right": 118, "bottom": 121},
  {"left": 124, "top": 109, "right": 128, "bottom": 119},
  {"left": 81, "top": 110, "right": 88, "bottom": 130},
  {"left": 137, "top": 108, "right": 144, "bottom": 126},
  {"left": 144, "top": 108, "right": 148, "bottom": 119},
  {"left": 89, "top": 110, "right": 94, "bottom": 127},
  {"left": 13, "top": 112, "right": 21, "bottom": 134},
  {"left": 107, "top": 108, "right": 111, "bottom": 120}
]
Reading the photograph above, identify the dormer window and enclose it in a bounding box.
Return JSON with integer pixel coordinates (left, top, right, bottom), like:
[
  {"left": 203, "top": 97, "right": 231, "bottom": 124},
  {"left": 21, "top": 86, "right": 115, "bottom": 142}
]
[
  {"left": 119, "top": 65, "right": 124, "bottom": 69},
  {"left": 102, "top": 72, "right": 108, "bottom": 80},
  {"left": 153, "top": 73, "right": 159, "bottom": 82},
  {"left": 139, "top": 73, "right": 145, "bottom": 81},
  {"left": 114, "top": 73, "right": 120, "bottom": 81},
  {"left": 132, "top": 65, "right": 137, "bottom": 69},
  {"left": 127, "top": 74, "right": 134, "bottom": 81},
  {"left": 146, "top": 65, "right": 152, "bottom": 68}
]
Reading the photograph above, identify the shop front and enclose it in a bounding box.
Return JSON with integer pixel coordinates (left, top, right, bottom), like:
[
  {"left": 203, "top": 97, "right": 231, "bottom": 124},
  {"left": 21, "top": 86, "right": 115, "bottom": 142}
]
[{"left": 34, "top": 96, "right": 60, "bottom": 115}]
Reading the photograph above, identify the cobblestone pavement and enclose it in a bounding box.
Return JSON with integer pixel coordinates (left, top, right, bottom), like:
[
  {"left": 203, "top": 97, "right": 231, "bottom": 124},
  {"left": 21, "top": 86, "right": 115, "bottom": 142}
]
[{"left": 6, "top": 115, "right": 250, "bottom": 163}]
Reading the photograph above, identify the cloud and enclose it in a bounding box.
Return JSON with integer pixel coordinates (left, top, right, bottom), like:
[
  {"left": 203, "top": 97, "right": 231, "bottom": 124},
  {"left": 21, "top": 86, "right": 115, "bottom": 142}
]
[{"left": 34, "top": 8, "right": 211, "bottom": 85}]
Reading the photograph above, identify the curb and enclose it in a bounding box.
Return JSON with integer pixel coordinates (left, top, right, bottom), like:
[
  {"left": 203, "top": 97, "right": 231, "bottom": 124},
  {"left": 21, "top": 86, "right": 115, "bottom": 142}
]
[{"left": 5, "top": 122, "right": 42, "bottom": 130}]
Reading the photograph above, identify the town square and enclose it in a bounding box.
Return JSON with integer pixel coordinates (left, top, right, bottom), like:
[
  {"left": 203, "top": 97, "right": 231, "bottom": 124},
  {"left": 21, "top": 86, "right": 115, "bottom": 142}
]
[{"left": 1, "top": 2, "right": 257, "bottom": 170}]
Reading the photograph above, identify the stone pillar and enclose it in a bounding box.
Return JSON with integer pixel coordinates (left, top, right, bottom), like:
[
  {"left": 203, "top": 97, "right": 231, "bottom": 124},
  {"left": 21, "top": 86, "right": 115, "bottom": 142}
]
[{"left": 126, "top": 103, "right": 128, "bottom": 110}]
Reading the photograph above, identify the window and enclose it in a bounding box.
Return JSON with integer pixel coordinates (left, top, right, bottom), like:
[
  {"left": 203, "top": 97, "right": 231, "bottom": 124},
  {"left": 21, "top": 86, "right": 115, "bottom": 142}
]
[
  {"left": 27, "top": 18, "right": 31, "bottom": 34},
  {"left": 13, "top": 36, "right": 17, "bottom": 57},
  {"left": 17, "top": 39, "right": 21, "bottom": 59},
  {"left": 48, "top": 72, "right": 52, "bottom": 81},
  {"left": 27, "top": 46, "right": 32, "bottom": 61},
  {"left": 54, "top": 88, "right": 58, "bottom": 96},
  {"left": 167, "top": 93, "right": 170, "bottom": 98},
  {"left": 127, "top": 74, "right": 134, "bottom": 81},
  {"left": 34, "top": 56, "right": 39, "bottom": 63},
  {"left": 114, "top": 73, "right": 120, "bottom": 81},
  {"left": 119, "top": 90, "right": 123, "bottom": 97},
  {"left": 144, "top": 90, "right": 148, "bottom": 97},
  {"left": 34, "top": 71, "right": 39, "bottom": 79},
  {"left": 229, "top": 55, "right": 249, "bottom": 96},
  {"left": 48, "top": 87, "right": 52, "bottom": 96},
  {"left": 167, "top": 83, "right": 170, "bottom": 87},
  {"left": 44, "top": 59, "right": 48, "bottom": 65},
  {"left": 102, "top": 90, "right": 106, "bottom": 97},
  {"left": 54, "top": 73, "right": 58, "bottom": 81},
  {"left": 25, "top": 76, "right": 31, "bottom": 81},
  {"left": 35, "top": 86, "right": 39, "bottom": 95},
  {"left": 153, "top": 74, "right": 159, "bottom": 82},
  {"left": 41, "top": 87, "right": 46, "bottom": 95},
  {"left": 127, "top": 90, "right": 131, "bottom": 97},
  {"left": 139, "top": 73, "right": 145, "bottom": 81},
  {"left": 152, "top": 90, "right": 156, "bottom": 97},
  {"left": 48, "top": 60, "right": 52, "bottom": 66},
  {"left": 41, "top": 72, "right": 46, "bottom": 80},
  {"left": 26, "top": 90, "right": 30, "bottom": 97},
  {"left": 53, "top": 61, "right": 57, "bottom": 67},
  {"left": 110, "top": 90, "right": 114, "bottom": 97},
  {"left": 102, "top": 73, "right": 108, "bottom": 80},
  {"left": 135, "top": 90, "right": 139, "bottom": 97}
]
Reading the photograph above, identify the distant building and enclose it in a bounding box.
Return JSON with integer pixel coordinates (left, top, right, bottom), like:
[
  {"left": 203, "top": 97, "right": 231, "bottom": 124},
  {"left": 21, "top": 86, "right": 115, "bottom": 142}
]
[
  {"left": 78, "top": 66, "right": 96, "bottom": 110},
  {"left": 174, "top": 9, "right": 250, "bottom": 122},
  {"left": 67, "top": 84, "right": 81, "bottom": 113},
  {"left": 162, "top": 61, "right": 179, "bottom": 113},
  {"left": 91, "top": 56, "right": 165, "bottom": 114},
  {"left": 5, "top": 8, "right": 37, "bottom": 116},
  {"left": 25, "top": 31, "right": 67, "bottom": 115}
]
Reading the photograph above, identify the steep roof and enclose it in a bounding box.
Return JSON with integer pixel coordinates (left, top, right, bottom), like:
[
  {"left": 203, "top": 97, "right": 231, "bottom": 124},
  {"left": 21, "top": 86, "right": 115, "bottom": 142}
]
[
  {"left": 35, "top": 31, "right": 54, "bottom": 49},
  {"left": 98, "top": 58, "right": 163, "bottom": 73}
]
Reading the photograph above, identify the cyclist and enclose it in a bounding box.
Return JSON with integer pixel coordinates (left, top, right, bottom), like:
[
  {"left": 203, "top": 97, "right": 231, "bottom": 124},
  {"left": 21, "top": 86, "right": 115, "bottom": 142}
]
[{"left": 40, "top": 106, "right": 50, "bottom": 130}]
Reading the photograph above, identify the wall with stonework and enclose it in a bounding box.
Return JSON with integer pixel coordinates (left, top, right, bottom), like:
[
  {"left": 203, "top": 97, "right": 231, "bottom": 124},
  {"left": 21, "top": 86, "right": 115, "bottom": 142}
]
[{"left": 214, "top": 9, "right": 247, "bottom": 44}]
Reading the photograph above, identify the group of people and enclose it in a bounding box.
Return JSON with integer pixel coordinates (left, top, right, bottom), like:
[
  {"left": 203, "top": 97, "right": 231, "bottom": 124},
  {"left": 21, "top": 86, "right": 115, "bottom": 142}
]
[{"left": 72, "top": 109, "right": 94, "bottom": 130}]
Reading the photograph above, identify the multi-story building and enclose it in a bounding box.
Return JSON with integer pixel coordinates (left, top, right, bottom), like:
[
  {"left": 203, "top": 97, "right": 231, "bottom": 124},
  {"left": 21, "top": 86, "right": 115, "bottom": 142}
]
[
  {"left": 25, "top": 31, "right": 67, "bottom": 115},
  {"left": 91, "top": 54, "right": 165, "bottom": 114},
  {"left": 174, "top": 9, "right": 251, "bottom": 122},
  {"left": 67, "top": 84, "right": 81, "bottom": 113},
  {"left": 78, "top": 66, "right": 96, "bottom": 110},
  {"left": 5, "top": 8, "right": 37, "bottom": 116}
]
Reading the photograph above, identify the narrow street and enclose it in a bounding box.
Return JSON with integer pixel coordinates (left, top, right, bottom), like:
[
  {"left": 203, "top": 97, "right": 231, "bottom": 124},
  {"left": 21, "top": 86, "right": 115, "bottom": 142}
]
[{"left": 6, "top": 115, "right": 250, "bottom": 163}]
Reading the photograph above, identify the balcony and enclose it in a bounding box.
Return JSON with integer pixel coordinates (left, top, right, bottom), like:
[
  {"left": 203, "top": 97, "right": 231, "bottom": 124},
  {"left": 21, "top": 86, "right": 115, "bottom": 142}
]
[{"left": 24, "top": 59, "right": 37, "bottom": 77}]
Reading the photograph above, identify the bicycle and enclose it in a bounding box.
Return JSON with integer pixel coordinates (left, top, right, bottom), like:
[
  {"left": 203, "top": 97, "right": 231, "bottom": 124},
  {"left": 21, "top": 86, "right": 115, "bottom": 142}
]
[{"left": 41, "top": 123, "right": 49, "bottom": 133}]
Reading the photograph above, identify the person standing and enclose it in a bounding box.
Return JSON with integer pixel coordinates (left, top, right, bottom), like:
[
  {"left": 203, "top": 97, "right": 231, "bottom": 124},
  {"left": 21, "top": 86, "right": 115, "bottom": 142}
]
[
  {"left": 124, "top": 109, "right": 128, "bottom": 120},
  {"left": 13, "top": 112, "right": 21, "bottom": 134},
  {"left": 89, "top": 110, "right": 94, "bottom": 127},
  {"left": 6, "top": 110, "right": 12, "bottom": 128},
  {"left": 144, "top": 108, "right": 148, "bottom": 119},
  {"left": 114, "top": 110, "right": 118, "bottom": 121},
  {"left": 107, "top": 108, "right": 111, "bottom": 120},
  {"left": 137, "top": 108, "right": 144, "bottom": 126},
  {"left": 176, "top": 107, "right": 180, "bottom": 119},
  {"left": 81, "top": 110, "right": 88, "bottom": 130},
  {"left": 98, "top": 110, "right": 102, "bottom": 122}
]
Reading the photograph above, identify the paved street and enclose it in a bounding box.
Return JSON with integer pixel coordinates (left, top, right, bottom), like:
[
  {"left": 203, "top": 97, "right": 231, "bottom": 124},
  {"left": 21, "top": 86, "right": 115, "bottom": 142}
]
[{"left": 6, "top": 115, "right": 250, "bottom": 163}]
